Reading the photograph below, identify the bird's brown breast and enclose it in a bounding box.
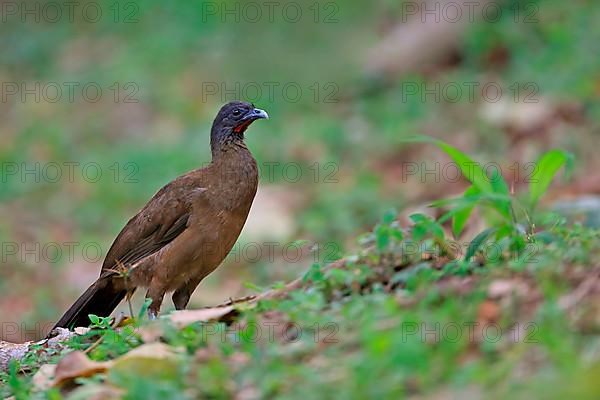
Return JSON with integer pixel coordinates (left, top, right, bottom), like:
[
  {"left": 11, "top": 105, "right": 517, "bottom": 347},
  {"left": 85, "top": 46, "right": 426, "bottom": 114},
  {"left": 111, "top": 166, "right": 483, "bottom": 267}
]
[{"left": 183, "top": 149, "right": 258, "bottom": 280}]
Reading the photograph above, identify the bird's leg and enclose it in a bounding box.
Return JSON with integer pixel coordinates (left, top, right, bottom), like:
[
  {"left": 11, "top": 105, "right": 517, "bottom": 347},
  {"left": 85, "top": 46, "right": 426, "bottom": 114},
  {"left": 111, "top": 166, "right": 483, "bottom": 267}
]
[
  {"left": 171, "top": 289, "right": 191, "bottom": 311},
  {"left": 125, "top": 290, "right": 135, "bottom": 319},
  {"left": 172, "top": 277, "right": 203, "bottom": 310},
  {"left": 112, "top": 260, "right": 136, "bottom": 319},
  {"left": 145, "top": 287, "right": 165, "bottom": 320}
]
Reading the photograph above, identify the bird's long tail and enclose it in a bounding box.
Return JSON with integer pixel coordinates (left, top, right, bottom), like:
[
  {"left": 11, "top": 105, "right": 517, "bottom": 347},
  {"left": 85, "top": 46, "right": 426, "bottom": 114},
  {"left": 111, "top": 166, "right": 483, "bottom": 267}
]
[{"left": 51, "top": 277, "right": 127, "bottom": 331}]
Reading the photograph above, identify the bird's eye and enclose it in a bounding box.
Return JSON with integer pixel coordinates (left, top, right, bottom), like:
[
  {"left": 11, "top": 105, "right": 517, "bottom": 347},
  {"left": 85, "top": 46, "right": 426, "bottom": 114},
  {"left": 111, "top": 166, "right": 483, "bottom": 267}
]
[{"left": 232, "top": 108, "right": 241, "bottom": 116}]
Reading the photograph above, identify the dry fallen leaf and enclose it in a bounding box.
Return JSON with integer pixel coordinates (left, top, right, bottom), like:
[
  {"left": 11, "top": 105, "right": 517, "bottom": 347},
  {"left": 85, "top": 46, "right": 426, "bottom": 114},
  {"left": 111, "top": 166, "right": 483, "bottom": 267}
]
[
  {"left": 53, "top": 351, "right": 111, "bottom": 387},
  {"left": 108, "top": 343, "right": 181, "bottom": 384},
  {"left": 32, "top": 364, "right": 56, "bottom": 391},
  {"left": 167, "top": 305, "right": 237, "bottom": 328}
]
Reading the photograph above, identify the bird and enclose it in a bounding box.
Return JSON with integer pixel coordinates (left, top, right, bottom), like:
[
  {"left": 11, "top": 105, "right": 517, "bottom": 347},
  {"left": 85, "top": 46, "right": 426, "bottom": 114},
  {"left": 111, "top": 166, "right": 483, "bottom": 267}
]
[{"left": 51, "top": 101, "right": 268, "bottom": 330}]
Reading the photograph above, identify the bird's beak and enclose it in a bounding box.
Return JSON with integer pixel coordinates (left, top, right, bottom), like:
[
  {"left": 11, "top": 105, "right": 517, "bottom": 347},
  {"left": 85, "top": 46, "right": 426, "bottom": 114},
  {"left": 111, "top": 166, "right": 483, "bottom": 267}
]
[
  {"left": 243, "top": 108, "right": 269, "bottom": 121},
  {"left": 233, "top": 108, "right": 269, "bottom": 133}
]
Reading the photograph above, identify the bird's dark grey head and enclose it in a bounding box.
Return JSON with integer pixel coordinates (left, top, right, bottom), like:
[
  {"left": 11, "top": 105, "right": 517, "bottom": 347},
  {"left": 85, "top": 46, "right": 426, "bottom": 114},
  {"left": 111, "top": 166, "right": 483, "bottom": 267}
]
[{"left": 210, "top": 101, "right": 268, "bottom": 156}]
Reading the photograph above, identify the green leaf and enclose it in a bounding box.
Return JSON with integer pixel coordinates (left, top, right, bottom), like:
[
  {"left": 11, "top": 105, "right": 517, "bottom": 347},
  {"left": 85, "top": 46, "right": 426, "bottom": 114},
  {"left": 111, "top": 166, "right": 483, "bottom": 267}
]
[
  {"left": 432, "top": 140, "right": 494, "bottom": 193},
  {"left": 412, "top": 224, "right": 428, "bottom": 241},
  {"left": 409, "top": 213, "right": 429, "bottom": 223},
  {"left": 465, "top": 228, "right": 497, "bottom": 260},
  {"left": 409, "top": 213, "right": 444, "bottom": 240},
  {"left": 489, "top": 164, "right": 509, "bottom": 195},
  {"left": 375, "top": 224, "right": 390, "bottom": 251},
  {"left": 382, "top": 208, "right": 397, "bottom": 224},
  {"left": 391, "top": 228, "right": 404, "bottom": 241},
  {"left": 495, "top": 224, "right": 516, "bottom": 240},
  {"left": 429, "top": 221, "right": 445, "bottom": 239},
  {"left": 451, "top": 185, "right": 479, "bottom": 237},
  {"left": 303, "top": 263, "right": 324, "bottom": 283},
  {"left": 405, "top": 135, "right": 511, "bottom": 219},
  {"left": 529, "top": 150, "right": 573, "bottom": 207}
]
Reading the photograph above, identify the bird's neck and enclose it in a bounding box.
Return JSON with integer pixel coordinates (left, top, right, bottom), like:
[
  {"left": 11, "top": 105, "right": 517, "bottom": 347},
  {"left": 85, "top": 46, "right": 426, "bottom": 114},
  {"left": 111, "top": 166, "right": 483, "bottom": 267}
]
[
  {"left": 210, "top": 128, "right": 256, "bottom": 174},
  {"left": 209, "top": 142, "right": 258, "bottom": 211},
  {"left": 211, "top": 140, "right": 255, "bottom": 168},
  {"left": 210, "top": 125, "right": 247, "bottom": 158},
  {"left": 211, "top": 137, "right": 248, "bottom": 160}
]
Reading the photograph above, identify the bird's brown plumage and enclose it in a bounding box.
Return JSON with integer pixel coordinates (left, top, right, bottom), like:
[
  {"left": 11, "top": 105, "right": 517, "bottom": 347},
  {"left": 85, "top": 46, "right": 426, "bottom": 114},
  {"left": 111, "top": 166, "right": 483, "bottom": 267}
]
[{"left": 52, "top": 101, "right": 267, "bottom": 330}]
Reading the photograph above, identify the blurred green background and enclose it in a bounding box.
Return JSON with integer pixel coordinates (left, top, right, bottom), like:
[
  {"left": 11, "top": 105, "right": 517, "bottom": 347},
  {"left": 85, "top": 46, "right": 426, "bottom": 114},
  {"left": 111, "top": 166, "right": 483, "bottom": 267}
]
[{"left": 1, "top": 0, "right": 598, "bottom": 341}]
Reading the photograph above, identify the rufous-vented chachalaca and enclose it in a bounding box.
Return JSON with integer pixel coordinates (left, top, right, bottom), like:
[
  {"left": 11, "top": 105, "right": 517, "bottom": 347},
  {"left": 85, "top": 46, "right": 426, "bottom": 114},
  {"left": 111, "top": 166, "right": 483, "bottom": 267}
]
[{"left": 52, "top": 101, "right": 268, "bottom": 330}]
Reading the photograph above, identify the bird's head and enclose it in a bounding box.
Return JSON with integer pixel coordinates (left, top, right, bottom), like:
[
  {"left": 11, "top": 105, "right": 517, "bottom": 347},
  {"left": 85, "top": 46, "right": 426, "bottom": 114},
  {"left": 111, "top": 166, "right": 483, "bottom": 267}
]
[{"left": 212, "top": 100, "right": 268, "bottom": 134}]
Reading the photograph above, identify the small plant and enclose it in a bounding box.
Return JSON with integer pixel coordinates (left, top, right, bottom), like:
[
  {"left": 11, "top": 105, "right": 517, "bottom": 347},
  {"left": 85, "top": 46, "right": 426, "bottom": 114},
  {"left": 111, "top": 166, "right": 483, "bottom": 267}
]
[
  {"left": 88, "top": 314, "right": 113, "bottom": 330},
  {"left": 407, "top": 136, "right": 573, "bottom": 262}
]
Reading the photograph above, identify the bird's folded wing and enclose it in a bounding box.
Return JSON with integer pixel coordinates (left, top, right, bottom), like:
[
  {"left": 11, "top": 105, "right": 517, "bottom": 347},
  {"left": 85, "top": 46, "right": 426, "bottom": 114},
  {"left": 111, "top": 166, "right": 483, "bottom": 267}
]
[{"left": 100, "top": 179, "right": 205, "bottom": 277}]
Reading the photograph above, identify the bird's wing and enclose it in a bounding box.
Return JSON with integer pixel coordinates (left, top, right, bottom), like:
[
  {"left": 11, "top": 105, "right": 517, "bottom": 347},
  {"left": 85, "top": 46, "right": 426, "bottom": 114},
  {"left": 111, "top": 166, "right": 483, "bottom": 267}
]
[{"left": 100, "top": 176, "right": 205, "bottom": 277}]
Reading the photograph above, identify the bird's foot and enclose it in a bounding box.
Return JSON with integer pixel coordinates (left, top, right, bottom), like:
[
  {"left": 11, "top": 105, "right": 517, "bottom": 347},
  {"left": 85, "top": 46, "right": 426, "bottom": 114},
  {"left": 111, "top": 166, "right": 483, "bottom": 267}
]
[{"left": 148, "top": 309, "right": 159, "bottom": 320}]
